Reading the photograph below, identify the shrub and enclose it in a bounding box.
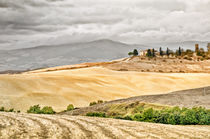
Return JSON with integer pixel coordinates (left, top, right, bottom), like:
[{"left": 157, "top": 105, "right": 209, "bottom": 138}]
[
  {"left": 27, "top": 105, "right": 42, "bottom": 114},
  {"left": 89, "top": 101, "right": 97, "bottom": 106},
  {"left": 85, "top": 106, "right": 210, "bottom": 125},
  {"left": 0, "top": 107, "right": 5, "bottom": 111},
  {"left": 86, "top": 112, "right": 106, "bottom": 117},
  {"left": 8, "top": 108, "right": 14, "bottom": 112},
  {"left": 97, "top": 100, "right": 103, "bottom": 104},
  {"left": 122, "top": 115, "right": 133, "bottom": 121},
  {"left": 27, "top": 105, "right": 55, "bottom": 114},
  {"left": 89, "top": 100, "right": 104, "bottom": 106},
  {"left": 41, "top": 106, "right": 56, "bottom": 114},
  {"left": 142, "top": 108, "right": 155, "bottom": 122},
  {"left": 128, "top": 52, "right": 133, "bottom": 56},
  {"left": 67, "top": 104, "right": 74, "bottom": 111},
  {"left": 133, "top": 113, "right": 144, "bottom": 121}
]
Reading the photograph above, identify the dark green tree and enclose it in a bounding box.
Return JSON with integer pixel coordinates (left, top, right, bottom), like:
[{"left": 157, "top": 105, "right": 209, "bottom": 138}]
[
  {"left": 178, "top": 47, "right": 182, "bottom": 56},
  {"left": 159, "top": 47, "right": 163, "bottom": 56},
  {"left": 152, "top": 48, "right": 155, "bottom": 57},
  {"left": 166, "top": 47, "right": 170, "bottom": 56},
  {"left": 147, "top": 49, "right": 152, "bottom": 57},
  {"left": 133, "top": 49, "right": 138, "bottom": 56}
]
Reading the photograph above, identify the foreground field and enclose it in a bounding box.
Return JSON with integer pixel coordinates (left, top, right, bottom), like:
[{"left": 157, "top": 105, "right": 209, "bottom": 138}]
[
  {"left": 0, "top": 112, "right": 209, "bottom": 139},
  {"left": 1, "top": 67, "right": 210, "bottom": 112}
]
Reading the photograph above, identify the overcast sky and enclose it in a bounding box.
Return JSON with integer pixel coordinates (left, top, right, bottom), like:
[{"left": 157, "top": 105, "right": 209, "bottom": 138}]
[{"left": 0, "top": 0, "right": 210, "bottom": 50}]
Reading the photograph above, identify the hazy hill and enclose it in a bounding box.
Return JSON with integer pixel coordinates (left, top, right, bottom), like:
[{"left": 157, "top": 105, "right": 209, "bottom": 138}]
[
  {"left": 0, "top": 39, "right": 208, "bottom": 72},
  {"left": 0, "top": 39, "right": 148, "bottom": 72}
]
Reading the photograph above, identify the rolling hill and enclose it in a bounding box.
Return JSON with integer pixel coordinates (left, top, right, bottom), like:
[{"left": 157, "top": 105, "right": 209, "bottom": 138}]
[
  {"left": 1, "top": 67, "right": 210, "bottom": 112},
  {"left": 0, "top": 39, "right": 148, "bottom": 72}
]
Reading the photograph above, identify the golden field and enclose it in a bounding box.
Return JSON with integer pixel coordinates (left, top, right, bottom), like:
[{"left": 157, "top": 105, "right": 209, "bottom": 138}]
[{"left": 0, "top": 67, "right": 210, "bottom": 112}]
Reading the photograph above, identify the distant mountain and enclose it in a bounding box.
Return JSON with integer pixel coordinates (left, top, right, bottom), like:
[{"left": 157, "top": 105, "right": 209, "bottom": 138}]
[{"left": 0, "top": 39, "right": 148, "bottom": 72}]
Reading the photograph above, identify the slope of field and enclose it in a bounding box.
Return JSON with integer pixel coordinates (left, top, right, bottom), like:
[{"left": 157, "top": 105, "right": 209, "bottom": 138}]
[
  {"left": 0, "top": 112, "right": 209, "bottom": 139},
  {"left": 65, "top": 86, "right": 210, "bottom": 116},
  {"left": 1, "top": 67, "right": 210, "bottom": 112}
]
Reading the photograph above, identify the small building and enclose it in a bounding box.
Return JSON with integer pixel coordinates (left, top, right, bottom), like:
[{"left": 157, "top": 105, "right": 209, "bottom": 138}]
[{"left": 139, "top": 50, "right": 147, "bottom": 56}]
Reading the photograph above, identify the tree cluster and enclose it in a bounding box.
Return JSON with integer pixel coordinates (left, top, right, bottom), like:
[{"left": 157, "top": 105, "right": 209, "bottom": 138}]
[{"left": 128, "top": 49, "right": 138, "bottom": 56}]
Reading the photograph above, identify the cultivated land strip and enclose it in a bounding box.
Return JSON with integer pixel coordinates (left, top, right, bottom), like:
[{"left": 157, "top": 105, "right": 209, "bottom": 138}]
[{"left": 0, "top": 112, "right": 209, "bottom": 139}]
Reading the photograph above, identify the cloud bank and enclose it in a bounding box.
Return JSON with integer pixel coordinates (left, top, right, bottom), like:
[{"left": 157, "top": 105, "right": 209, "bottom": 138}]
[{"left": 0, "top": 0, "right": 210, "bottom": 49}]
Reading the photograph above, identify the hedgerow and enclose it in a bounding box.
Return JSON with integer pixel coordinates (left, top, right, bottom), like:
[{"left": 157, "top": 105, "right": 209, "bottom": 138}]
[
  {"left": 86, "top": 106, "right": 210, "bottom": 125},
  {"left": 27, "top": 105, "right": 55, "bottom": 114}
]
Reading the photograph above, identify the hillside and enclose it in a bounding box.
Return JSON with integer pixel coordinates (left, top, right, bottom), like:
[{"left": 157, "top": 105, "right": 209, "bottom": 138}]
[
  {"left": 66, "top": 86, "right": 210, "bottom": 116},
  {"left": 0, "top": 39, "right": 148, "bottom": 72},
  {"left": 1, "top": 39, "right": 208, "bottom": 73},
  {"left": 1, "top": 67, "right": 210, "bottom": 112},
  {"left": 0, "top": 112, "right": 209, "bottom": 139},
  {"left": 103, "top": 56, "right": 210, "bottom": 73}
]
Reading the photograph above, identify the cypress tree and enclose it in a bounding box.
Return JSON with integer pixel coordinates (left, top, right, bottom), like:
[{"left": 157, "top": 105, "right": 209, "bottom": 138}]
[
  {"left": 178, "top": 47, "right": 182, "bottom": 56},
  {"left": 166, "top": 47, "right": 170, "bottom": 56},
  {"left": 147, "top": 49, "right": 152, "bottom": 57},
  {"left": 159, "top": 47, "right": 163, "bottom": 56},
  {"left": 133, "top": 49, "right": 138, "bottom": 56},
  {"left": 152, "top": 48, "right": 155, "bottom": 57}
]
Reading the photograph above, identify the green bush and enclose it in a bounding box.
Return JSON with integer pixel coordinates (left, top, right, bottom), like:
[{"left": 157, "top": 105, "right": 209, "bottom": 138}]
[
  {"left": 85, "top": 106, "right": 210, "bottom": 125},
  {"left": 0, "top": 107, "right": 5, "bottom": 111},
  {"left": 27, "top": 105, "right": 42, "bottom": 114},
  {"left": 89, "top": 100, "right": 104, "bottom": 106},
  {"left": 0, "top": 107, "right": 17, "bottom": 113},
  {"left": 27, "top": 105, "right": 55, "bottom": 114},
  {"left": 42, "top": 106, "right": 56, "bottom": 114},
  {"left": 86, "top": 112, "right": 106, "bottom": 117},
  {"left": 8, "top": 108, "right": 14, "bottom": 112},
  {"left": 89, "top": 101, "right": 97, "bottom": 106},
  {"left": 97, "top": 100, "right": 103, "bottom": 104},
  {"left": 67, "top": 104, "right": 74, "bottom": 111}
]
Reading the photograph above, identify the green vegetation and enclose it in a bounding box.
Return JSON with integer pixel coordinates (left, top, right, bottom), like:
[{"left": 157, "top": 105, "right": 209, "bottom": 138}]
[
  {"left": 86, "top": 112, "right": 106, "bottom": 117},
  {"left": 67, "top": 104, "right": 74, "bottom": 111},
  {"left": 89, "top": 100, "right": 104, "bottom": 106},
  {"left": 0, "top": 107, "right": 5, "bottom": 111},
  {"left": 128, "top": 49, "right": 138, "bottom": 56},
  {"left": 146, "top": 49, "right": 152, "bottom": 57},
  {"left": 27, "top": 105, "right": 55, "bottom": 114},
  {"left": 136, "top": 44, "right": 210, "bottom": 60},
  {"left": 0, "top": 106, "right": 20, "bottom": 113},
  {"left": 85, "top": 102, "right": 210, "bottom": 125},
  {"left": 166, "top": 47, "right": 170, "bottom": 56},
  {"left": 159, "top": 47, "right": 163, "bottom": 56},
  {"left": 41, "top": 106, "right": 56, "bottom": 114}
]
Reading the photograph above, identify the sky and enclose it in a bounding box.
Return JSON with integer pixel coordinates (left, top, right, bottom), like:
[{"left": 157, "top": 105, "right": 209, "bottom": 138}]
[{"left": 0, "top": 0, "right": 210, "bottom": 50}]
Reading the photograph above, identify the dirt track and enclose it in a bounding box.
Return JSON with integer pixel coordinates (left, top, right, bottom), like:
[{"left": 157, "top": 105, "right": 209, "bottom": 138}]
[{"left": 0, "top": 112, "right": 209, "bottom": 139}]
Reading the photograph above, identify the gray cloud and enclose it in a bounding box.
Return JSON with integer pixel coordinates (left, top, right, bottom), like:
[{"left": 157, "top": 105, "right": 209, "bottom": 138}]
[{"left": 0, "top": 0, "right": 209, "bottom": 50}]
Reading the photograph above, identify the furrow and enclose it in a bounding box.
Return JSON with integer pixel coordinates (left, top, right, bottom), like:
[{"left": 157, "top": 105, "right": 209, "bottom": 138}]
[
  {"left": 31, "top": 115, "right": 72, "bottom": 139},
  {"left": 61, "top": 117, "right": 94, "bottom": 139}
]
